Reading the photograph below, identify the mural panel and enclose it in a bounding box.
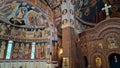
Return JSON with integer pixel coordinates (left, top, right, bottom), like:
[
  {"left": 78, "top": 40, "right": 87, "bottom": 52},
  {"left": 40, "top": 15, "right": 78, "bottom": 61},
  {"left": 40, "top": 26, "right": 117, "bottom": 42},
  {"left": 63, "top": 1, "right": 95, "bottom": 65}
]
[
  {"left": 0, "top": 40, "right": 7, "bottom": 60},
  {"left": 0, "top": 1, "right": 48, "bottom": 27},
  {"left": 107, "top": 36, "right": 119, "bottom": 49},
  {"left": 11, "top": 42, "right": 32, "bottom": 60}
]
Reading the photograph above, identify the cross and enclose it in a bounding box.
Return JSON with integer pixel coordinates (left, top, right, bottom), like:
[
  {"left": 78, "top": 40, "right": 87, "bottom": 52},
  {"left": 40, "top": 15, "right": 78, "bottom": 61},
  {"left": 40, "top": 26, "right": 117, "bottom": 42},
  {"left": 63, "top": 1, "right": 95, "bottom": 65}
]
[{"left": 102, "top": 4, "right": 111, "bottom": 16}]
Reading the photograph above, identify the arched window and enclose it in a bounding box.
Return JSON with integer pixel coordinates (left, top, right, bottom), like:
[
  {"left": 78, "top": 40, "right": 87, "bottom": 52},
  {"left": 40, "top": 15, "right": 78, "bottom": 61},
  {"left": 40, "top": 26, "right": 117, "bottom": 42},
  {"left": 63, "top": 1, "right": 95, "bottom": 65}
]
[
  {"left": 6, "top": 41, "right": 13, "bottom": 59},
  {"left": 31, "top": 42, "right": 36, "bottom": 59}
]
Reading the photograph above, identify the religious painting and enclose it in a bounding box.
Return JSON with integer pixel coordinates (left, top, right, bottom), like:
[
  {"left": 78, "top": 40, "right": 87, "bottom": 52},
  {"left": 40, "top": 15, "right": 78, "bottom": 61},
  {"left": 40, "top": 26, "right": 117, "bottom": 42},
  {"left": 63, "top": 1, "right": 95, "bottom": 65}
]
[
  {"left": 0, "top": 1, "right": 48, "bottom": 27},
  {"left": 98, "top": 42, "right": 103, "bottom": 48},
  {"left": 74, "top": 20, "right": 85, "bottom": 33},
  {"left": 62, "top": 19, "right": 68, "bottom": 25},
  {"left": 0, "top": 23, "right": 6, "bottom": 35},
  {"left": 70, "top": 19, "right": 74, "bottom": 25},
  {"left": 41, "top": 43, "right": 46, "bottom": 59},
  {"left": 52, "top": 41, "right": 58, "bottom": 61},
  {"left": 11, "top": 42, "right": 19, "bottom": 60},
  {"left": 35, "top": 43, "right": 48, "bottom": 60},
  {"left": 26, "top": 10, "right": 46, "bottom": 26},
  {"left": 44, "top": 43, "right": 48, "bottom": 59},
  {"left": 95, "top": 56, "right": 102, "bottom": 68},
  {"left": 34, "top": 29, "right": 41, "bottom": 38},
  {"left": 84, "top": 7, "right": 90, "bottom": 16},
  {"left": 9, "top": 7, "right": 27, "bottom": 25},
  {"left": 43, "top": 28, "right": 50, "bottom": 37},
  {"left": 25, "top": 31, "right": 34, "bottom": 38},
  {"left": 0, "top": 1, "right": 20, "bottom": 18},
  {"left": 18, "top": 43, "right": 25, "bottom": 59},
  {"left": 24, "top": 43, "right": 31, "bottom": 60},
  {"left": 90, "top": 0, "right": 97, "bottom": 7},
  {"left": 28, "top": 0, "right": 36, "bottom": 4},
  {"left": 35, "top": 43, "right": 42, "bottom": 59},
  {"left": 54, "top": 7, "right": 61, "bottom": 18},
  {"left": 47, "top": 48, "right": 50, "bottom": 59},
  {"left": 62, "top": 9, "right": 67, "bottom": 15},
  {"left": 0, "top": 0, "right": 5, "bottom": 9},
  {"left": 51, "top": 27, "right": 58, "bottom": 40},
  {"left": 107, "top": 36, "right": 119, "bottom": 49},
  {"left": 70, "top": 9, "right": 74, "bottom": 15},
  {"left": 0, "top": 40, "right": 7, "bottom": 59},
  {"left": 11, "top": 42, "right": 31, "bottom": 60},
  {"left": 62, "top": 57, "right": 69, "bottom": 68},
  {"left": 74, "top": 0, "right": 106, "bottom": 22}
]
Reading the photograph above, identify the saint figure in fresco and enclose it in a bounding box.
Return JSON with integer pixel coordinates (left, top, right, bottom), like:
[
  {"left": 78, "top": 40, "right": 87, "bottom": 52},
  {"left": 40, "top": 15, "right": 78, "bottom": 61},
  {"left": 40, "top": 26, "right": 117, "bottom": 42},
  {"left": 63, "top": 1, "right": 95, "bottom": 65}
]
[
  {"left": 0, "top": 24, "right": 6, "bottom": 35},
  {"left": 24, "top": 44, "right": 30, "bottom": 59},
  {"left": 12, "top": 43, "right": 19, "bottom": 59},
  {"left": 35, "top": 14, "right": 43, "bottom": 26},
  {"left": 10, "top": 7, "right": 26, "bottom": 25},
  {"left": 62, "top": 9, "right": 67, "bottom": 15},
  {"left": 41, "top": 43, "right": 45, "bottom": 59},
  {"left": 27, "top": 11, "right": 38, "bottom": 26},
  {"left": 19, "top": 43, "right": 25, "bottom": 59},
  {"left": 0, "top": 41, "right": 6, "bottom": 59},
  {"left": 62, "top": 19, "right": 68, "bottom": 25},
  {"left": 35, "top": 44, "right": 41, "bottom": 59},
  {"left": 107, "top": 36, "right": 119, "bottom": 49},
  {"left": 44, "top": 29, "right": 48, "bottom": 37}
]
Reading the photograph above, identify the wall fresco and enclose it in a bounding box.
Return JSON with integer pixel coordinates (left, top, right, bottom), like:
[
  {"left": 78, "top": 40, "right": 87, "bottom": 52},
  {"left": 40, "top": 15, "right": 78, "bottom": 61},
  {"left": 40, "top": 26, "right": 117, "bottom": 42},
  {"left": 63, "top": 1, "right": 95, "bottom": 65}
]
[{"left": 0, "top": 1, "right": 48, "bottom": 27}]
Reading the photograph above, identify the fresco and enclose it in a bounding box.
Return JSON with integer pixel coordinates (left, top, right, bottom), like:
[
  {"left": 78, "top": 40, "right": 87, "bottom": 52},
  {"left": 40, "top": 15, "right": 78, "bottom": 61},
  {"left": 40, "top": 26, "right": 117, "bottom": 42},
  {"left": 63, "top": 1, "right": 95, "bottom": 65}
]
[
  {"left": 0, "top": 22, "right": 50, "bottom": 39},
  {"left": 75, "top": 0, "right": 120, "bottom": 22},
  {"left": 0, "top": 1, "right": 48, "bottom": 27},
  {"left": 0, "top": 40, "right": 7, "bottom": 60},
  {"left": 74, "top": 0, "right": 105, "bottom": 22},
  {"left": 0, "top": 0, "right": 4, "bottom": 8}
]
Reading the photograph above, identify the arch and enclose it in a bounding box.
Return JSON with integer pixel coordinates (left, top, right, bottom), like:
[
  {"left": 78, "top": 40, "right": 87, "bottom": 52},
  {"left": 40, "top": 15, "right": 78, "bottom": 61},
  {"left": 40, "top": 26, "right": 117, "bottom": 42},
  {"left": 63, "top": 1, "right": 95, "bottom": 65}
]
[
  {"left": 108, "top": 53, "right": 120, "bottom": 68},
  {"left": 0, "top": 0, "right": 52, "bottom": 27},
  {"left": 89, "top": 52, "right": 107, "bottom": 68},
  {"left": 106, "top": 50, "right": 120, "bottom": 58},
  {"left": 83, "top": 56, "right": 88, "bottom": 68},
  {"left": 93, "top": 18, "right": 120, "bottom": 37}
]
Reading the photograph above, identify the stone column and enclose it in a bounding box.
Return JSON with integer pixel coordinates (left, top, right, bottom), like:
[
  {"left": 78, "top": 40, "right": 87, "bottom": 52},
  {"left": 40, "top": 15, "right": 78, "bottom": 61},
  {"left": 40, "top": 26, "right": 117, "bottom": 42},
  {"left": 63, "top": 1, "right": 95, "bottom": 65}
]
[{"left": 61, "top": 0, "right": 78, "bottom": 68}]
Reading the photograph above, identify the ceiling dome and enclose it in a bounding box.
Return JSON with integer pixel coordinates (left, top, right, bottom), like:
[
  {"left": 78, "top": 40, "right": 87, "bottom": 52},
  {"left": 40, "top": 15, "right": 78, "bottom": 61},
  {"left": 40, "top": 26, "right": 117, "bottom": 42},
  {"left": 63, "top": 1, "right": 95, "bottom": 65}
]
[{"left": 0, "top": 0, "right": 51, "bottom": 28}]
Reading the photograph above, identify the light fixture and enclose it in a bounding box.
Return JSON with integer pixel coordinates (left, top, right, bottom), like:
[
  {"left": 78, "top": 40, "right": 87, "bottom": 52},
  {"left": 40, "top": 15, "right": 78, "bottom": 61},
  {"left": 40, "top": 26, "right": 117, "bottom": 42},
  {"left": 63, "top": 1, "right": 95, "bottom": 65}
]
[{"left": 59, "top": 47, "right": 63, "bottom": 55}]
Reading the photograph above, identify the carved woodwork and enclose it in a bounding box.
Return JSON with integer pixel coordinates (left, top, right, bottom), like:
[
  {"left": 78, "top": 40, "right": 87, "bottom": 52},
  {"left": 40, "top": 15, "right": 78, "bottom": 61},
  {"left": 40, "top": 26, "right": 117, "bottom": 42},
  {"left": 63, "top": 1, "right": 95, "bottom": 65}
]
[{"left": 79, "top": 18, "right": 120, "bottom": 68}]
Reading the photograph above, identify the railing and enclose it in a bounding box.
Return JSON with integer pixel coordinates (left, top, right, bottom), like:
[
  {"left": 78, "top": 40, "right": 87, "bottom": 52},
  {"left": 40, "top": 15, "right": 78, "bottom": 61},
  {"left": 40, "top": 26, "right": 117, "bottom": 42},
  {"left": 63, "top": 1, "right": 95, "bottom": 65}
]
[{"left": 0, "top": 60, "right": 58, "bottom": 68}]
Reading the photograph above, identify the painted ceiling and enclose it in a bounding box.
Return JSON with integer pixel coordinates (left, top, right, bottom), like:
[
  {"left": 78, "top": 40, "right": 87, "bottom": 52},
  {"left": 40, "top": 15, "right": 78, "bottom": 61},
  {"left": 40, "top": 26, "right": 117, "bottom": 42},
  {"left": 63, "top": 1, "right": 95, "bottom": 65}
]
[
  {"left": 0, "top": 0, "right": 120, "bottom": 27},
  {"left": 75, "top": 0, "right": 105, "bottom": 22},
  {"left": 0, "top": 0, "right": 52, "bottom": 28},
  {"left": 52, "top": 0, "right": 120, "bottom": 23}
]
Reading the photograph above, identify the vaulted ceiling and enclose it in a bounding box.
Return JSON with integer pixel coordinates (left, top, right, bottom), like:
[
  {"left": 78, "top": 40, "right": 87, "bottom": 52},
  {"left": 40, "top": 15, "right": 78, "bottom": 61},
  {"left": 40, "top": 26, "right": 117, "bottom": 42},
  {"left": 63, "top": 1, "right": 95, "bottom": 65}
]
[{"left": 0, "top": 0, "right": 120, "bottom": 27}]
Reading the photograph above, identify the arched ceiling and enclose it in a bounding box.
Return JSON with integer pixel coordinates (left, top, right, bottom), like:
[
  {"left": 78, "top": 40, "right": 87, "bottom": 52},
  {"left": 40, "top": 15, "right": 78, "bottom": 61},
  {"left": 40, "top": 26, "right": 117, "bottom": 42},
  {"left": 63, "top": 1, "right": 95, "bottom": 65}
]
[
  {"left": 47, "top": 0, "right": 120, "bottom": 23},
  {"left": 0, "top": 0, "right": 53, "bottom": 28},
  {"left": 0, "top": 0, "right": 120, "bottom": 28}
]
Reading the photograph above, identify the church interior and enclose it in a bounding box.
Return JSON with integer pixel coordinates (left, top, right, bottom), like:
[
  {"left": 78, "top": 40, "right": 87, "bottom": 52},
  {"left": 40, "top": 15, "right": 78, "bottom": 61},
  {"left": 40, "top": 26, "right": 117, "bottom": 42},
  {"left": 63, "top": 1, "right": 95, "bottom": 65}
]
[{"left": 0, "top": 0, "right": 120, "bottom": 68}]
